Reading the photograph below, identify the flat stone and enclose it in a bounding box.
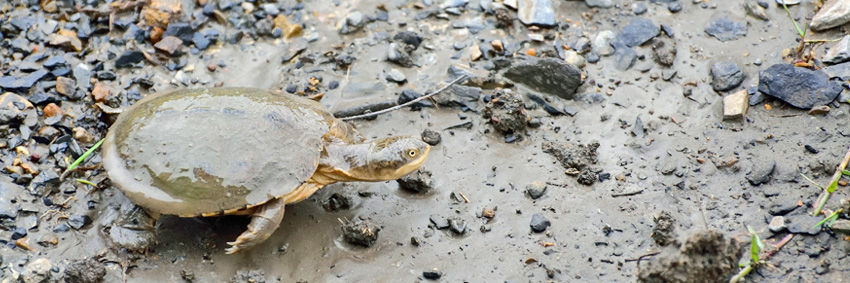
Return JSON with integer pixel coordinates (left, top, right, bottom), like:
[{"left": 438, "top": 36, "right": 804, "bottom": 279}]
[
  {"left": 758, "top": 64, "right": 843, "bottom": 109},
  {"left": 154, "top": 36, "right": 183, "bottom": 55},
  {"left": 43, "top": 56, "right": 68, "bottom": 69},
  {"left": 503, "top": 57, "right": 582, "bottom": 100},
  {"left": 746, "top": 159, "right": 775, "bottom": 185},
  {"left": 810, "top": 0, "right": 850, "bottom": 31},
  {"left": 593, "top": 31, "right": 616, "bottom": 56},
  {"left": 786, "top": 214, "right": 822, "bottom": 235},
  {"left": 0, "top": 70, "right": 49, "bottom": 91},
  {"left": 823, "top": 61, "right": 850, "bottom": 80},
  {"left": 55, "top": 77, "right": 75, "bottom": 96},
  {"left": 72, "top": 64, "right": 92, "bottom": 90},
  {"left": 824, "top": 35, "right": 850, "bottom": 65},
  {"left": 832, "top": 219, "right": 850, "bottom": 233},
  {"left": 668, "top": 1, "right": 683, "bottom": 13},
  {"left": 710, "top": 61, "right": 744, "bottom": 91},
  {"left": 115, "top": 50, "right": 145, "bottom": 68},
  {"left": 585, "top": 0, "right": 613, "bottom": 8},
  {"left": 616, "top": 18, "right": 659, "bottom": 47},
  {"left": 386, "top": 69, "right": 407, "bottom": 83},
  {"left": 163, "top": 22, "right": 193, "bottom": 43},
  {"left": 705, "top": 15, "right": 747, "bottom": 42},
  {"left": 612, "top": 41, "right": 637, "bottom": 71},
  {"left": 530, "top": 213, "right": 550, "bottom": 232},
  {"left": 0, "top": 92, "right": 34, "bottom": 124},
  {"left": 723, "top": 90, "right": 749, "bottom": 120},
  {"left": 518, "top": 0, "right": 556, "bottom": 27},
  {"left": 768, "top": 216, "right": 787, "bottom": 233}
]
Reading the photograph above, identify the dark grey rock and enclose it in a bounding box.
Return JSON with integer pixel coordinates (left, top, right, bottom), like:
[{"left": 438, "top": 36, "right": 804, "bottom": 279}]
[
  {"left": 387, "top": 43, "right": 414, "bottom": 67},
  {"left": 43, "top": 56, "right": 67, "bottom": 69},
  {"left": 421, "top": 129, "right": 441, "bottom": 146},
  {"left": 661, "top": 24, "right": 675, "bottom": 38},
  {"left": 652, "top": 39, "right": 677, "bottom": 67},
  {"left": 193, "top": 32, "right": 211, "bottom": 50},
  {"left": 823, "top": 61, "right": 850, "bottom": 80},
  {"left": 503, "top": 57, "right": 581, "bottom": 100},
  {"left": 662, "top": 70, "right": 677, "bottom": 81},
  {"left": 115, "top": 50, "right": 144, "bottom": 68},
  {"left": 432, "top": 84, "right": 481, "bottom": 110},
  {"left": 705, "top": 15, "right": 747, "bottom": 41},
  {"left": 616, "top": 18, "right": 659, "bottom": 47},
  {"left": 710, "top": 61, "right": 744, "bottom": 91},
  {"left": 440, "top": 0, "right": 468, "bottom": 8},
  {"left": 0, "top": 69, "right": 49, "bottom": 91},
  {"left": 423, "top": 270, "right": 442, "bottom": 280},
  {"left": 341, "top": 219, "right": 380, "bottom": 247},
  {"left": 394, "top": 31, "right": 423, "bottom": 49},
  {"left": 758, "top": 64, "right": 843, "bottom": 109},
  {"left": 67, "top": 215, "right": 91, "bottom": 230},
  {"left": 612, "top": 41, "right": 637, "bottom": 71},
  {"left": 586, "top": 53, "right": 600, "bottom": 63},
  {"left": 586, "top": 0, "right": 613, "bottom": 8},
  {"left": 163, "top": 22, "right": 194, "bottom": 43},
  {"left": 10, "top": 37, "right": 33, "bottom": 55},
  {"left": 786, "top": 214, "right": 822, "bottom": 235},
  {"left": 398, "top": 90, "right": 434, "bottom": 110},
  {"left": 746, "top": 159, "right": 775, "bottom": 185},
  {"left": 767, "top": 200, "right": 798, "bottom": 215},
  {"left": 518, "top": 0, "right": 555, "bottom": 27},
  {"left": 530, "top": 213, "right": 551, "bottom": 232}
]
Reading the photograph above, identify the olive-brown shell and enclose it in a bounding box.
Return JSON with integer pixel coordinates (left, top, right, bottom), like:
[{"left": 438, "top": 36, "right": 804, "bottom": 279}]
[{"left": 102, "top": 88, "right": 336, "bottom": 216}]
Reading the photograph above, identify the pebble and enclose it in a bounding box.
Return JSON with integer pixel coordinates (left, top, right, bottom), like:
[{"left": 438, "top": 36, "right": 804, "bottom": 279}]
[
  {"left": 758, "top": 64, "right": 843, "bottom": 109},
  {"left": 154, "top": 36, "right": 183, "bottom": 55},
  {"left": 423, "top": 270, "right": 443, "bottom": 280},
  {"left": 667, "top": 1, "right": 682, "bottom": 13},
  {"left": 768, "top": 216, "right": 787, "bottom": 233},
  {"left": 823, "top": 35, "right": 850, "bottom": 65},
  {"left": 115, "top": 50, "right": 145, "bottom": 68},
  {"left": 518, "top": 0, "right": 556, "bottom": 27},
  {"left": 745, "top": 1, "right": 769, "bottom": 21},
  {"left": 43, "top": 103, "right": 62, "bottom": 118},
  {"left": 339, "top": 12, "right": 366, "bottom": 34},
  {"left": 448, "top": 218, "right": 467, "bottom": 234},
  {"left": 503, "top": 57, "right": 581, "bottom": 100},
  {"left": 530, "top": 214, "right": 550, "bottom": 232},
  {"left": 564, "top": 50, "right": 586, "bottom": 68},
  {"left": 723, "top": 90, "right": 748, "bottom": 120},
  {"left": 341, "top": 218, "right": 380, "bottom": 247},
  {"left": 67, "top": 215, "right": 92, "bottom": 230},
  {"left": 397, "top": 169, "right": 434, "bottom": 193},
  {"left": 634, "top": 3, "right": 647, "bottom": 15},
  {"left": 430, "top": 215, "right": 450, "bottom": 229},
  {"left": 745, "top": 159, "right": 775, "bottom": 185},
  {"left": 385, "top": 68, "right": 407, "bottom": 83},
  {"left": 593, "top": 31, "right": 616, "bottom": 56},
  {"left": 92, "top": 83, "right": 110, "bottom": 103},
  {"left": 810, "top": 0, "right": 850, "bottom": 31},
  {"left": 705, "top": 15, "right": 747, "bottom": 42},
  {"left": 586, "top": 0, "right": 613, "bottom": 8},
  {"left": 421, "top": 129, "right": 442, "bottom": 145},
  {"left": 0, "top": 92, "right": 34, "bottom": 124},
  {"left": 22, "top": 258, "right": 51, "bottom": 283},
  {"left": 526, "top": 181, "right": 547, "bottom": 199},
  {"left": 616, "top": 18, "right": 659, "bottom": 47},
  {"left": 710, "top": 61, "right": 744, "bottom": 91}
]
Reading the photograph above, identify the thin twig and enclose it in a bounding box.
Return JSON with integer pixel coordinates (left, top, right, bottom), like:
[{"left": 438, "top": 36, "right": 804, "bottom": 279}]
[
  {"left": 340, "top": 75, "right": 468, "bottom": 121},
  {"left": 457, "top": 192, "right": 469, "bottom": 203},
  {"left": 812, "top": 144, "right": 850, "bottom": 216}
]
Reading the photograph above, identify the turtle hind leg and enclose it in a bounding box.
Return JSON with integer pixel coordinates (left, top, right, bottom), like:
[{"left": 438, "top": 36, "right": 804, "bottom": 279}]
[{"left": 225, "top": 197, "right": 286, "bottom": 254}]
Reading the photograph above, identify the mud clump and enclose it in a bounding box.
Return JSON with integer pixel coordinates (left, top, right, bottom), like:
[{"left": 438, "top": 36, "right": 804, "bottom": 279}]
[
  {"left": 231, "top": 269, "right": 266, "bottom": 283},
  {"left": 342, "top": 218, "right": 381, "bottom": 247},
  {"left": 651, "top": 211, "right": 679, "bottom": 247},
  {"left": 421, "top": 129, "right": 441, "bottom": 146},
  {"left": 322, "top": 193, "right": 352, "bottom": 211},
  {"left": 397, "top": 168, "right": 434, "bottom": 193},
  {"left": 483, "top": 89, "right": 530, "bottom": 140},
  {"left": 542, "top": 141, "right": 599, "bottom": 169},
  {"left": 637, "top": 230, "right": 740, "bottom": 283},
  {"left": 64, "top": 257, "right": 106, "bottom": 283}
]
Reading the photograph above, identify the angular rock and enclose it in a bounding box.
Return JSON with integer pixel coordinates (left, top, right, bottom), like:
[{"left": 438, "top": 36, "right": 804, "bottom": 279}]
[
  {"left": 723, "top": 90, "right": 749, "bottom": 120},
  {"left": 530, "top": 213, "right": 550, "bottom": 232},
  {"left": 339, "top": 12, "right": 366, "bottom": 34},
  {"left": 518, "top": 0, "right": 556, "bottom": 27},
  {"left": 745, "top": 1, "right": 768, "bottom": 21},
  {"left": 163, "top": 22, "right": 193, "bottom": 43},
  {"left": 115, "top": 50, "right": 145, "bottom": 68},
  {"left": 758, "top": 64, "right": 843, "bottom": 109},
  {"left": 593, "top": 31, "right": 616, "bottom": 56},
  {"left": 154, "top": 36, "right": 183, "bottom": 55},
  {"left": 612, "top": 41, "right": 637, "bottom": 71},
  {"left": 746, "top": 159, "right": 775, "bottom": 185},
  {"left": 273, "top": 14, "right": 302, "bottom": 39},
  {"left": 705, "top": 15, "right": 747, "bottom": 42},
  {"left": 526, "top": 181, "right": 547, "bottom": 199},
  {"left": 810, "top": 0, "right": 850, "bottom": 31},
  {"left": 710, "top": 61, "right": 744, "bottom": 91},
  {"left": 824, "top": 35, "right": 850, "bottom": 65},
  {"left": 73, "top": 64, "right": 92, "bottom": 90},
  {"left": 386, "top": 69, "right": 407, "bottom": 83},
  {"left": 503, "top": 57, "right": 581, "bottom": 100},
  {"left": 832, "top": 219, "right": 850, "bottom": 234},
  {"left": 786, "top": 214, "right": 822, "bottom": 235},
  {"left": 616, "top": 18, "right": 659, "bottom": 47},
  {"left": 586, "top": 0, "right": 613, "bottom": 8}
]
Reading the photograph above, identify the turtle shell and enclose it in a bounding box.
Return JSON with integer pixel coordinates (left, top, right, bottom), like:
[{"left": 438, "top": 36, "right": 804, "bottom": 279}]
[{"left": 102, "top": 88, "right": 336, "bottom": 216}]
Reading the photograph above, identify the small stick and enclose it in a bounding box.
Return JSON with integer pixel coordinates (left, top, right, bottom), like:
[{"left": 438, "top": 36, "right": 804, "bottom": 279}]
[
  {"left": 340, "top": 75, "right": 468, "bottom": 121},
  {"left": 457, "top": 192, "right": 470, "bottom": 203},
  {"left": 611, "top": 189, "right": 643, "bottom": 198}
]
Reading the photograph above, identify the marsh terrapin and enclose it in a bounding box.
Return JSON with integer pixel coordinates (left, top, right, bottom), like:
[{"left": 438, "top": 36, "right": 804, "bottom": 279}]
[{"left": 102, "top": 88, "right": 430, "bottom": 253}]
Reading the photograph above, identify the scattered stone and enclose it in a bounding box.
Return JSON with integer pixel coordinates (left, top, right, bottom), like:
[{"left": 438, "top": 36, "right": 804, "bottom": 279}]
[
  {"left": 668, "top": 1, "right": 683, "bottom": 12},
  {"left": 662, "top": 70, "right": 677, "bottom": 81},
  {"left": 634, "top": 3, "right": 648, "bottom": 15},
  {"left": 92, "top": 83, "right": 110, "bottom": 103},
  {"left": 0, "top": 92, "right": 34, "bottom": 124},
  {"left": 339, "top": 12, "right": 366, "bottom": 34},
  {"left": 517, "top": 0, "right": 556, "bottom": 27},
  {"left": 55, "top": 77, "right": 75, "bottom": 96},
  {"left": 710, "top": 61, "right": 744, "bottom": 91},
  {"left": 43, "top": 103, "right": 62, "bottom": 118},
  {"left": 47, "top": 29, "right": 83, "bottom": 52},
  {"left": 273, "top": 15, "right": 302, "bottom": 39},
  {"left": 154, "top": 36, "right": 183, "bottom": 55},
  {"left": 758, "top": 64, "right": 843, "bottom": 109},
  {"left": 469, "top": 44, "right": 482, "bottom": 61},
  {"left": 530, "top": 213, "right": 550, "bottom": 232},
  {"left": 387, "top": 43, "right": 414, "bottom": 67},
  {"left": 483, "top": 90, "right": 530, "bottom": 135},
  {"left": 22, "top": 258, "right": 51, "bottom": 283},
  {"left": 163, "top": 22, "right": 193, "bottom": 43},
  {"left": 448, "top": 218, "right": 467, "bottom": 234},
  {"left": 385, "top": 69, "right": 407, "bottom": 83},
  {"left": 342, "top": 218, "right": 380, "bottom": 247},
  {"left": 831, "top": 219, "right": 850, "bottom": 233},
  {"left": 397, "top": 169, "right": 434, "bottom": 193},
  {"left": 1, "top": 70, "right": 49, "bottom": 91},
  {"left": 776, "top": 0, "right": 800, "bottom": 5},
  {"left": 651, "top": 39, "right": 677, "bottom": 67},
  {"left": 810, "top": 0, "right": 850, "bottom": 31},
  {"left": 563, "top": 50, "right": 586, "bottom": 68},
  {"left": 746, "top": 159, "right": 775, "bottom": 185},
  {"left": 745, "top": 1, "right": 768, "bottom": 20},
  {"left": 616, "top": 18, "right": 659, "bottom": 47},
  {"left": 526, "top": 181, "right": 547, "bottom": 199},
  {"left": 723, "top": 90, "right": 749, "bottom": 120},
  {"left": 423, "top": 269, "right": 443, "bottom": 280},
  {"left": 542, "top": 141, "right": 599, "bottom": 171},
  {"left": 593, "top": 31, "right": 616, "bottom": 57},
  {"left": 823, "top": 35, "right": 850, "bottom": 65},
  {"left": 612, "top": 42, "right": 637, "bottom": 71},
  {"left": 430, "top": 215, "right": 450, "bottom": 229},
  {"left": 67, "top": 215, "right": 92, "bottom": 230},
  {"left": 141, "top": 0, "right": 182, "bottom": 28},
  {"left": 705, "top": 15, "right": 747, "bottom": 42},
  {"left": 586, "top": 0, "right": 613, "bottom": 8},
  {"left": 115, "top": 50, "right": 145, "bottom": 68},
  {"left": 769, "top": 216, "right": 787, "bottom": 233},
  {"left": 637, "top": 230, "right": 739, "bottom": 282},
  {"left": 808, "top": 105, "right": 830, "bottom": 115},
  {"left": 421, "top": 129, "right": 441, "bottom": 146},
  {"left": 504, "top": 57, "right": 581, "bottom": 100},
  {"left": 652, "top": 211, "right": 678, "bottom": 246},
  {"left": 64, "top": 258, "right": 106, "bottom": 283},
  {"left": 786, "top": 214, "right": 822, "bottom": 235}
]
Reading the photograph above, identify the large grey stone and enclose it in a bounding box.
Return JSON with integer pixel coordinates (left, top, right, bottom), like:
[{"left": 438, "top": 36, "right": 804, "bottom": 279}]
[
  {"left": 824, "top": 35, "right": 850, "bottom": 65},
  {"left": 616, "top": 18, "right": 659, "bottom": 47},
  {"left": 811, "top": 0, "right": 850, "bottom": 31},
  {"left": 503, "top": 57, "right": 581, "bottom": 100},
  {"left": 518, "top": 0, "right": 555, "bottom": 27},
  {"left": 758, "top": 64, "right": 843, "bottom": 109}
]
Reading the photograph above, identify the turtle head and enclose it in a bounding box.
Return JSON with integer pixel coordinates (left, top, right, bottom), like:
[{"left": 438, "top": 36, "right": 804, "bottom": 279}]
[{"left": 343, "top": 136, "right": 430, "bottom": 181}]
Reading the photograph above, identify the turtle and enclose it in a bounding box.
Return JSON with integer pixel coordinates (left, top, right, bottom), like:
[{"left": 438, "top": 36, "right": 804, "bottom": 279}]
[{"left": 101, "top": 87, "right": 430, "bottom": 254}]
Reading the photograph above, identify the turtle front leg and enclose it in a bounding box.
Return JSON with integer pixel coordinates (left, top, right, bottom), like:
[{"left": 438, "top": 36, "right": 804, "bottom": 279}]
[{"left": 225, "top": 197, "right": 286, "bottom": 254}]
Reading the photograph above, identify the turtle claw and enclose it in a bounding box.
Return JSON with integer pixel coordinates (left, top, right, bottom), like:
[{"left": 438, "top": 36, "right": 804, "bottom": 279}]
[{"left": 223, "top": 198, "right": 286, "bottom": 254}]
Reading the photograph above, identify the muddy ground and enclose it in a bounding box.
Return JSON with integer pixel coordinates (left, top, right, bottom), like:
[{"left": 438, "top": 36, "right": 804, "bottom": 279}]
[{"left": 3, "top": 0, "right": 850, "bottom": 282}]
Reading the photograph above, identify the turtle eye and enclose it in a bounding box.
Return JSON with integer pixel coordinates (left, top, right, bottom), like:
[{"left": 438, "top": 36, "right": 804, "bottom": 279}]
[{"left": 407, "top": 149, "right": 418, "bottom": 158}]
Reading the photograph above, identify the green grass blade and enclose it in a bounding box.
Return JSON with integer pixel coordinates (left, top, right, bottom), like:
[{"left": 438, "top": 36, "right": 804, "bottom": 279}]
[
  {"left": 827, "top": 180, "right": 838, "bottom": 193},
  {"left": 747, "top": 226, "right": 762, "bottom": 264},
  {"left": 76, "top": 179, "right": 97, "bottom": 187},
  {"left": 842, "top": 170, "right": 850, "bottom": 176},
  {"left": 782, "top": 2, "right": 805, "bottom": 38},
  {"left": 60, "top": 138, "right": 104, "bottom": 179}
]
